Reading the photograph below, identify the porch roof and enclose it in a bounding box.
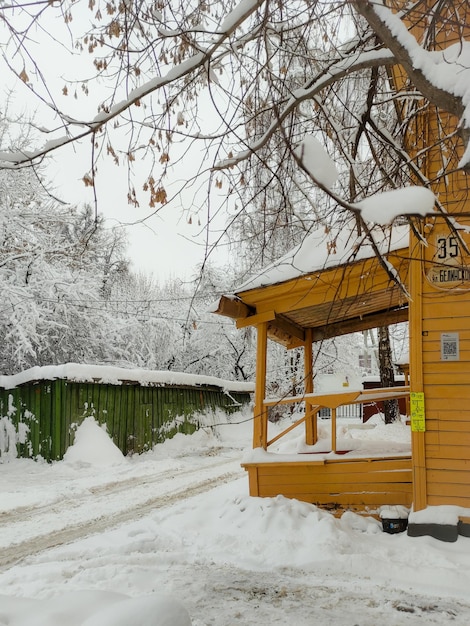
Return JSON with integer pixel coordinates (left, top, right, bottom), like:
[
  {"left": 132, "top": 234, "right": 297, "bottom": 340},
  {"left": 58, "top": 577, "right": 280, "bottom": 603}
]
[{"left": 214, "top": 225, "right": 410, "bottom": 347}]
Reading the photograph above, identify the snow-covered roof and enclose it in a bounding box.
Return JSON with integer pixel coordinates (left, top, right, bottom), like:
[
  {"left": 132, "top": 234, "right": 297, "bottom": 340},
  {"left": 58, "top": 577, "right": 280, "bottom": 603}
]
[
  {"left": 0, "top": 363, "right": 254, "bottom": 393},
  {"left": 234, "top": 224, "right": 409, "bottom": 294}
]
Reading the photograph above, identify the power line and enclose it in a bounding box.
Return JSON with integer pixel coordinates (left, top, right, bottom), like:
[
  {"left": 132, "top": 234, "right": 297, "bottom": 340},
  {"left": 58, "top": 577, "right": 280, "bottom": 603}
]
[{"left": 0, "top": 295, "right": 235, "bottom": 326}]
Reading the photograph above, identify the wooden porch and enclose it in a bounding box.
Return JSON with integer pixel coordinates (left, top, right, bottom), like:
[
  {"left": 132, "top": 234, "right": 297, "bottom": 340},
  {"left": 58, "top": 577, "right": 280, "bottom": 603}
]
[
  {"left": 244, "top": 456, "right": 412, "bottom": 513},
  {"left": 214, "top": 228, "right": 412, "bottom": 514},
  {"left": 242, "top": 386, "right": 412, "bottom": 513}
]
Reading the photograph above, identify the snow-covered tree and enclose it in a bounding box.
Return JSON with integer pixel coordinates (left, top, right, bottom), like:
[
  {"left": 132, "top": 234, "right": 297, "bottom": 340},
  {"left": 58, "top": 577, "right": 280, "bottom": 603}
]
[
  {"left": 176, "top": 263, "right": 255, "bottom": 380},
  {"left": 0, "top": 113, "right": 250, "bottom": 379},
  {"left": 81, "top": 265, "right": 254, "bottom": 381},
  {"left": 2, "top": 0, "right": 470, "bottom": 186},
  {"left": 0, "top": 159, "right": 130, "bottom": 372}
]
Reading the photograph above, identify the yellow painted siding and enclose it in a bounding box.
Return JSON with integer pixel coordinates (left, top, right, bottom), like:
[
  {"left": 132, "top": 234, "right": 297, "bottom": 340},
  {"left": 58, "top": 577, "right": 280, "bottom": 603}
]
[
  {"left": 417, "top": 218, "right": 470, "bottom": 508},
  {"left": 235, "top": 1, "right": 470, "bottom": 517},
  {"left": 243, "top": 457, "right": 413, "bottom": 512},
  {"left": 400, "top": 0, "right": 470, "bottom": 512}
]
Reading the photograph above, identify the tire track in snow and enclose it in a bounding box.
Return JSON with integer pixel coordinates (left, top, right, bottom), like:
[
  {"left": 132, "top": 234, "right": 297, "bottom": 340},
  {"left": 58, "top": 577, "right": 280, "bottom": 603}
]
[
  {"left": 0, "top": 455, "right": 236, "bottom": 526},
  {"left": 0, "top": 460, "right": 242, "bottom": 570}
]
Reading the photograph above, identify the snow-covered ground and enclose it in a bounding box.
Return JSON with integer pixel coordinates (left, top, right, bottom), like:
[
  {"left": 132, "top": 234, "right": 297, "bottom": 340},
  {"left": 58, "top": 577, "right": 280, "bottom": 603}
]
[{"left": 1, "top": 409, "right": 470, "bottom": 625}]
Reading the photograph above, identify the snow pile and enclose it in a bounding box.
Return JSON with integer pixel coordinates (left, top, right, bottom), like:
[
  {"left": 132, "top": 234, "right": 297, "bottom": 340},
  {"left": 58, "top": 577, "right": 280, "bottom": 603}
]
[
  {"left": 1, "top": 591, "right": 191, "bottom": 626},
  {"left": 243, "top": 413, "right": 411, "bottom": 462},
  {"left": 82, "top": 593, "right": 191, "bottom": 626},
  {"left": 63, "top": 417, "right": 126, "bottom": 467},
  {"left": 380, "top": 505, "right": 410, "bottom": 520},
  {"left": 0, "top": 417, "right": 20, "bottom": 461},
  {"left": 409, "top": 506, "right": 465, "bottom": 526}
]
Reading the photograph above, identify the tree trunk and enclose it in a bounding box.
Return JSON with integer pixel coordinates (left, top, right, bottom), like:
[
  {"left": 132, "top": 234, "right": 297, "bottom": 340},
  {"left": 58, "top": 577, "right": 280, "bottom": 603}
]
[{"left": 378, "top": 326, "right": 400, "bottom": 424}]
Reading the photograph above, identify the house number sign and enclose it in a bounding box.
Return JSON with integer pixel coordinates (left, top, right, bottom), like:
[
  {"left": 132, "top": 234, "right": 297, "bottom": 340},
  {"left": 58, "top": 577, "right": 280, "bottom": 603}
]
[{"left": 427, "top": 233, "right": 470, "bottom": 287}]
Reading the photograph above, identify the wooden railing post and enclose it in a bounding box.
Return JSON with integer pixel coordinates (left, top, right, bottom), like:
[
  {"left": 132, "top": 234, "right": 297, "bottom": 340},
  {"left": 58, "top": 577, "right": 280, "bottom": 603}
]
[
  {"left": 304, "top": 329, "right": 316, "bottom": 445},
  {"left": 331, "top": 408, "right": 337, "bottom": 453},
  {"left": 253, "top": 321, "right": 268, "bottom": 449}
]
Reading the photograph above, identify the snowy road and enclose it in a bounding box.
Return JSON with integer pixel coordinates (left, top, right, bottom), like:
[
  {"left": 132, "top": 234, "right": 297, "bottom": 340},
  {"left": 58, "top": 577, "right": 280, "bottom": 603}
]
[
  {"left": 2, "top": 417, "right": 470, "bottom": 625},
  {"left": 0, "top": 456, "right": 242, "bottom": 569}
]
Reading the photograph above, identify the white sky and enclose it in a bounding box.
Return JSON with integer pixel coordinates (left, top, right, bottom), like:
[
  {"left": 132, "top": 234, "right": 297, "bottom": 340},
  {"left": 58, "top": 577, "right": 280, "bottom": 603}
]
[
  {"left": 1, "top": 15, "right": 230, "bottom": 283},
  {"left": 45, "top": 139, "right": 227, "bottom": 282},
  {"left": 1, "top": 411, "right": 470, "bottom": 624}
]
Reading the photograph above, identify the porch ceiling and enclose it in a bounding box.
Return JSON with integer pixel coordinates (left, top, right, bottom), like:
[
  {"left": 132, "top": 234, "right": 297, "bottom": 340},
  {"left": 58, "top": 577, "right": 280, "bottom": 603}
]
[{"left": 215, "top": 248, "right": 410, "bottom": 348}]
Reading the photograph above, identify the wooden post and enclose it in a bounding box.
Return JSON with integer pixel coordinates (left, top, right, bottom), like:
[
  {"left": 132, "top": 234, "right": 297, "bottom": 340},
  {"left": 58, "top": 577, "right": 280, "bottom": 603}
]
[
  {"left": 253, "top": 321, "right": 268, "bottom": 449},
  {"left": 331, "top": 408, "right": 337, "bottom": 453},
  {"left": 409, "top": 227, "right": 427, "bottom": 511},
  {"left": 304, "top": 329, "right": 316, "bottom": 445}
]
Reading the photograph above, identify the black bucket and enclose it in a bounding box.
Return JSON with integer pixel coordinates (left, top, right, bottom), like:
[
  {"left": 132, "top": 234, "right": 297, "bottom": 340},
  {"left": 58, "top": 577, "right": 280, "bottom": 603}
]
[{"left": 382, "top": 518, "right": 408, "bottom": 534}]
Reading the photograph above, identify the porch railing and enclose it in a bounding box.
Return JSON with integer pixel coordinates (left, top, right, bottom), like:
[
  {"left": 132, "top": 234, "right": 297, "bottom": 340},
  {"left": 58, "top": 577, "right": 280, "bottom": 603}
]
[{"left": 263, "top": 386, "right": 410, "bottom": 453}]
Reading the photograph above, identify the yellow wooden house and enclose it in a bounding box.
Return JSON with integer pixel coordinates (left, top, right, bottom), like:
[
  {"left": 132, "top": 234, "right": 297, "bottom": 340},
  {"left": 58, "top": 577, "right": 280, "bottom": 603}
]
[
  {"left": 214, "top": 227, "right": 415, "bottom": 517},
  {"left": 214, "top": 1, "right": 470, "bottom": 541}
]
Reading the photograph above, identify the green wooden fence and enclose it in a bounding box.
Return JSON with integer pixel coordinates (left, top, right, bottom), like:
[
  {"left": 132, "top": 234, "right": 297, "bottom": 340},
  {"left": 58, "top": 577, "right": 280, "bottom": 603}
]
[{"left": 0, "top": 378, "right": 252, "bottom": 461}]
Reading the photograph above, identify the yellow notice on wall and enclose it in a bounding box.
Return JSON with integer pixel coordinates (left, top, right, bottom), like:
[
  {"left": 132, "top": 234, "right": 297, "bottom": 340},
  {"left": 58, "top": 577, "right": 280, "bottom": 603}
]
[{"left": 410, "top": 392, "right": 426, "bottom": 432}]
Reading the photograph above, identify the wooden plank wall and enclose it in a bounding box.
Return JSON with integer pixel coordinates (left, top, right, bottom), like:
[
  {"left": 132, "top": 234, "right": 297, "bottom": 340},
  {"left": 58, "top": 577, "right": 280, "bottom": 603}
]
[
  {"left": 421, "top": 289, "right": 470, "bottom": 508},
  {"left": 243, "top": 456, "right": 413, "bottom": 512},
  {"left": 0, "top": 380, "right": 251, "bottom": 461}
]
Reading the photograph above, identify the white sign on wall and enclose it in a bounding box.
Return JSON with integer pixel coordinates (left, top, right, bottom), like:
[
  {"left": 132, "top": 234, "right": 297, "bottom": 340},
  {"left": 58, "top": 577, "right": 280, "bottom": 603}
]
[{"left": 441, "top": 332, "right": 460, "bottom": 361}]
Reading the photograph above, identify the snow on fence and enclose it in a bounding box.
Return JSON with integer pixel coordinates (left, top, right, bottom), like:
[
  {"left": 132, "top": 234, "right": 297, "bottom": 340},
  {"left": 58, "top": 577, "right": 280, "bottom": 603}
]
[{"left": 0, "top": 364, "right": 254, "bottom": 461}]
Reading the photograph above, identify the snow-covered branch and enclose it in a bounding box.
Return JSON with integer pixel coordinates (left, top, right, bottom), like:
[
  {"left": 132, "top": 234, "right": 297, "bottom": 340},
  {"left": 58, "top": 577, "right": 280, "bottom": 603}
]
[
  {"left": 213, "top": 49, "right": 396, "bottom": 170},
  {"left": 0, "top": 0, "right": 266, "bottom": 168},
  {"left": 354, "top": 0, "right": 470, "bottom": 169}
]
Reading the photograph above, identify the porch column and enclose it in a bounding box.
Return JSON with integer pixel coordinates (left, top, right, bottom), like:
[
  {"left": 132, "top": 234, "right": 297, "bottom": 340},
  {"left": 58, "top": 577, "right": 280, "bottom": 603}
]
[
  {"left": 304, "top": 328, "right": 316, "bottom": 445},
  {"left": 409, "top": 229, "right": 427, "bottom": 511},
  {"left": 253, "top": 321, "right": 268, "bottom": 449}
]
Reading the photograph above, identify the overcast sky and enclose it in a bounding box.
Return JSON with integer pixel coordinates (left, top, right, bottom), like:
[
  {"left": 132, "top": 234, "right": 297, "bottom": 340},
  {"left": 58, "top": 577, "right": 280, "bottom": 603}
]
[
  {"left": 0, "top": 13, "right": 230, "bottom": 284},
  {"left": 47, "top": 140, "right": 220, "bottom": 282}
]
